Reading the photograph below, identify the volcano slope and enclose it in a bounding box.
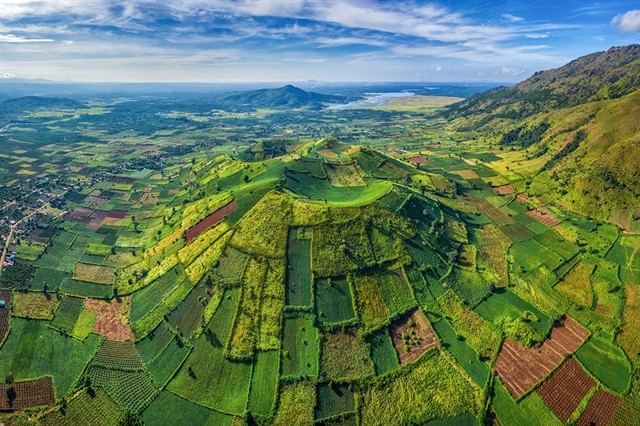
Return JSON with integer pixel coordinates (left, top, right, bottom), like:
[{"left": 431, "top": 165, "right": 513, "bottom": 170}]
[{"left": 0, "top": 137, "right": 635, "bottom": 426}]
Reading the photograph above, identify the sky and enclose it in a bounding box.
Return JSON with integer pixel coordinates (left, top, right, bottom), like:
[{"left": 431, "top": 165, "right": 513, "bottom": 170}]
[{"left": 1, "top": 0, "right": 639, "bottom": 83}]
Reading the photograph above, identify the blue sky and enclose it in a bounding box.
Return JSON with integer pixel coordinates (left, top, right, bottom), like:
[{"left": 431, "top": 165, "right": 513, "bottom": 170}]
[{"left": 1, "top": 0, "right": 638, "bottom": 83}]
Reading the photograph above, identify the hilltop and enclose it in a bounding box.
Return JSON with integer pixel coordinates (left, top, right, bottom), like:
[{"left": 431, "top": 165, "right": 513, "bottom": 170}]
[{"left": 223, "top": 85, "right": 346, "bottom": 109}]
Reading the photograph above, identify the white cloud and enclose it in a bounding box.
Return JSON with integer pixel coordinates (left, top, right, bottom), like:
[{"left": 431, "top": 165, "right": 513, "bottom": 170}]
[
  {"left": 0, "top": 33, "right": 55, "bottom": 43},
  {"left": 501, "top": 13, "right": 523, "bottom": 22},
  {"left": 501, "top": 67, "right": 525, "bottom": 76},
  {"left": 610, "top": 10, "right": 640, "bottom": 33}
]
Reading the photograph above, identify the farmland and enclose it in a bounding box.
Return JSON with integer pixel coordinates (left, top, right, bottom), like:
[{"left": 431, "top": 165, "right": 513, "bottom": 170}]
[{"left": 0, "top": 60, "right": 638, "bottom": 425}]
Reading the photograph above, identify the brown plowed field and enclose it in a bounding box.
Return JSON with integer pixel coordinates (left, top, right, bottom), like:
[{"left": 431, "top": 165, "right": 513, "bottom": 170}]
[
  {"left": 85, "top": 296, "right": 132, "bottom": 341},
  {"left": 537, "top": 358, "right": 596, "bottom": 422},
  {"left": 451, "top": 169, "right": 480, "bottom": 180},
  {"left": 185, "top": 200, "right": 238, "bottom": 243},
  {"left": 494, "top": 317, "right": 589, "bottom": 399},
  {"left": 0, "top": 289, "right": 11, "bottom": 343},
  {"left": 577, "top": 389, "right": 622, "bottom": 426},
  {"left": 516, "top": 193, "right": 529, "bottom": 202},
  {"left": 390, "top": 309, "right": 438, "bottom": 364},
  {"left": 0, "top": 377, "right": 55, "bottom": 411},
  {"left": 493, "top": 185, "right": 514, "bottom": 196},
  {"left": 407, "top": 156, "right": 429, "bottom": 164},
  {"left": 527, "top": 209, "right": 560, "bottom": 227}
]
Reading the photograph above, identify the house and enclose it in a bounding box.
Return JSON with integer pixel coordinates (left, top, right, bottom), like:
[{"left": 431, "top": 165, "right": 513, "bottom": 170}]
[{"left": 0, "top": 300, "right": 5, "bottom": 308}]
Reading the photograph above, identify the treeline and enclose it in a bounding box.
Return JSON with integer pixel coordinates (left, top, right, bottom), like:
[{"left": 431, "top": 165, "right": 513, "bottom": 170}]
[
  {"left": 542, "top": 130, "right": 587, "bottom": 171},
  {"left": 499, "top": 122, "right": 550, "bottom": 148}
]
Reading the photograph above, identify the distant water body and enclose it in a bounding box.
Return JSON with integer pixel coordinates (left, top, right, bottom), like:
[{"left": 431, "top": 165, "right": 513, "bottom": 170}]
[{"left": 328, "top": 92, "right": 415, "bottom": 110}]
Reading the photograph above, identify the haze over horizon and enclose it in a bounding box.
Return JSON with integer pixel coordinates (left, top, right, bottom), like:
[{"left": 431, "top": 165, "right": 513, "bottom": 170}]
[{"left": 1, "top": 0, "right": 639, "bottom": 84}]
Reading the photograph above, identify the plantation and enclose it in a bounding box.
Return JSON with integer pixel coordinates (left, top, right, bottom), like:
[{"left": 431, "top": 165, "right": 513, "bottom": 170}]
[
  {"left": 1, "top": 53, "right": 638, "bottom": 424},
  {"left": 358, "top": 352, "right": 483, "bottom": 425}
]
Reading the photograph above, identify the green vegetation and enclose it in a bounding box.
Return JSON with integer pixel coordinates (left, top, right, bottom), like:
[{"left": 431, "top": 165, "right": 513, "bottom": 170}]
[
  {"left": 0, "top": 48, "right": 637, "bottom": 423},
  {"left": 575, "top": 335, "right": 631, "bottom": 393},
  {"left": 316, "top": 277, "right": 356, "bottom": 325},
  {"left": 281, "top": 315, "right": 319, "bottom": 378},
  {"left": 367, "top": 328, "right": 400, "bottom": 376},
  {"left": 358, "top": 351, "right": 483, "bottom": 425},
  {"left": 0, "top": 318, "right": 102, "bottom": 397},
  {"left": 248, "top": 350, "right": 280, "bottom": 418}
]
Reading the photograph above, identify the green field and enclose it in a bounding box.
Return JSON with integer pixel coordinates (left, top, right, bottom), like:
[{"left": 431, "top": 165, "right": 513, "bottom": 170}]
[
  {"left": 0, "top": 318, "right": 102, "bottom": 398},
  {"left": 575, "top": 334, "right": 631, "bottom": 393},
  {"left": 474, "top": 289, "right": 553, "bottom": 336},
  {"left": 432, "top": 319, "right": 489, "bottom": 386},
  {"left": 142, "top": 390, "right": 234, "bottom": 426},
  {"left": 167, "top": 288, "right": 252, "bottom": 415},
  {"left": 316, "top": 383, "right": 356, "bottom": 421},
  {"left": 316, "top": 277, "right": 356, "bottom": 325},
  {"left": 247, "top": 350, "right": 280, "bottom": 418},
  {"left": 281, "top": 315, "right": 320, "bottom": 378},
  {"left": 49, "top": 296, "right": 85, "bottom": 334},
  {"left": 491, "top": 379, "right": 561, "bottom": 426},
  {"left": 285, "top": 228, "right": 313, "bottom": 307},
  {"left": 366, "top": 328, "right": 400, "bottom": 375}
]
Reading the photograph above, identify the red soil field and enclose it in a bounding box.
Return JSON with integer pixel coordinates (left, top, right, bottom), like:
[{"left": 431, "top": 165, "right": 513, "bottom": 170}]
[
  {"left": 527, "top": 209, "right": 561, "bottom": 227},
  {"left": 493, "top": 185, "right": 514, "bottom": 196},
  {"left": 185, "top": 200, "right": 238, "bottom": 243},
  {"left": 516, "top": 193, "right": 529, "bottom": 202},
  {"left": 537, "top": 358, "right": 596, "bottom": 422},
  {"left": 0, "top": 289, "right": 11, "bottom": 343},
  {"left": 65, "top": 206, "right": 95, "bottom": 223},
  {"left": 85, "top": 296, "right": 133, "bottom": 341},
  {"left": 390, "top": 309, "right": 438, "bottom": 365},
  {"left": 577, "top": 389, "right": 622, "bottom": 426},
  {"left": 407, "top": 155, "right": 429, "bottom": 164},
  {"left": 106, "top": 210, "right": 128, "bottom": 219},
  {"left": 495, "top": 317, "right": 589, "bottom": 399},
  {"left": 0, "top": 377, "right": 55, "bottom": 411},
  {"left": 108, "top": 176, "right": 136, "bottom": 184},
  {"left": 88, "top": 210, "right": 109, "bottom": 229}
]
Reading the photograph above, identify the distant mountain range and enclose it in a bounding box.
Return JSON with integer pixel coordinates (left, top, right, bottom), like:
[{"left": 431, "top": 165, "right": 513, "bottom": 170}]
[{"left": 223, "top": 84, "right": 347, "bottom": 109}]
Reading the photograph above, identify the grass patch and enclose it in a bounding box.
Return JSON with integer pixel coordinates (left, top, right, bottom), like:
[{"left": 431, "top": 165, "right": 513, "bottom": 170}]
[
  {"left": 437, "top": 290, "right": 501, "bottom": 361},
  {"left": 367, "top": 328, "right": 399, "bottom": 376},
  {"left": 248, "top": 350, "right": 280, "bottom": 418},
  {"left": 358, "top": 351, "right": 482, "bottom": 425},
  {"left": 575, "top": 334, "right": 631, "bottom": 394},
  {"left": 12, "top": 291, "right": 59, "bottom": 320},
  {"left": 285, "top": 228, "right": 313, "bottom": 307},
  {"left": 316, "top": 277, "right": 356, "bottom": 325},
  {"left": 316, "top": 383, "right": 355, "bottom": 421},
  {"left": 281, "top": 315, "right": 319, "bottom": 378},
  {"left": 320, "top": 329, "right": 374, "bottom": 382},
  {"left": 272, "top": 381, "right": 316, "bottom": 426}
]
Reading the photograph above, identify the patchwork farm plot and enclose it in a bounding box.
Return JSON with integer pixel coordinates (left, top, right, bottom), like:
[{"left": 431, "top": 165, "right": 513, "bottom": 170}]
[
  {"left": 0, "top": 98, "right": 637, "bottom": 425},
  {"left": 495, "top": 317, "right": 589, "bottom": 399},
  {"left": 536, "top": 358, "right": 596, "bottom": 423},
  {"left": 390, "top": 309, "right": 438, "bottom": 364}
]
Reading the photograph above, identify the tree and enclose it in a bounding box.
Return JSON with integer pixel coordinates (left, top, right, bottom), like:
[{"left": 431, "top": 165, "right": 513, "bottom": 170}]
[{"left": 119, "top": 411, "right": 144, "bottom": 426}]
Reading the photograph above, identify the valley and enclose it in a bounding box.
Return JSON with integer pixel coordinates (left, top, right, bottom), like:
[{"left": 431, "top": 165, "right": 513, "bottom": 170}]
[{"left": 0, "top": 47, "right": 639, "bottom": 426}]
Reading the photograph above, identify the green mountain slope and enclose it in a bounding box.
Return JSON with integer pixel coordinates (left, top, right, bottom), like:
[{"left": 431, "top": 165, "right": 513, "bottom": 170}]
[
  {"left": 448, "top": 45, "right": 640, "bottom": 129},
  {"left": 447, "top": 45, "right": 640, "bottom": 225}
]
